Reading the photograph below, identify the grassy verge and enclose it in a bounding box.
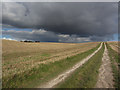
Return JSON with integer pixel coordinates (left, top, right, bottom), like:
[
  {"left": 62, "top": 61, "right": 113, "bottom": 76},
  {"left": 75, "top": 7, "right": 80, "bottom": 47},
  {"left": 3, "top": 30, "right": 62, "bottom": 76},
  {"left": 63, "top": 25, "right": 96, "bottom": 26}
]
[
  {"left": 106, "top": 43, "right": 120, "bottom": 88},
  {"left": 3, "top": 43, "right": 101, "bottom": 88},
  {"left": 56, "top": 43, "right": 104, "bottom": 88}
]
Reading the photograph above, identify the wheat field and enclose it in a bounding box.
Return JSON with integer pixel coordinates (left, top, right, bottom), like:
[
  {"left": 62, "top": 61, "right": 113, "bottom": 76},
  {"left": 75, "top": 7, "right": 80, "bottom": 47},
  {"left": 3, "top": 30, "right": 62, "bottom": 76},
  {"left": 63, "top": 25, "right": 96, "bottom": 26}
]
[{"left": 2, "top": 40, "right": 99, "bottom": 78}]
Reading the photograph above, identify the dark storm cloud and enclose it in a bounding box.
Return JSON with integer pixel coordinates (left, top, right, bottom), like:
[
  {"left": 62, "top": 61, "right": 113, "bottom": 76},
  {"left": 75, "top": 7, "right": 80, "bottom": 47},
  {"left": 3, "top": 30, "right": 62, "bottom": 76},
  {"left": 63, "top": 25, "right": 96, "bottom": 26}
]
[
  {"left": 2, "top": 29, "right": 59, "bottom": 42},
  {"left": 2, "top": 29, "right": 91, "bottom": 42},
  {"left": 2, "top": 2, "right": 118, "bottom": 41}
]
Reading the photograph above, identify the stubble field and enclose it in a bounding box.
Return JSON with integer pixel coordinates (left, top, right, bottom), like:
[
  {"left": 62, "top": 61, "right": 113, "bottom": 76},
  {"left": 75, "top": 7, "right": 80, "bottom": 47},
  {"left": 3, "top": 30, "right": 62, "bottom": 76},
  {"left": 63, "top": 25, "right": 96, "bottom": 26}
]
[{"left": 2, "top": 40, "right": 119, "bottom": 88}]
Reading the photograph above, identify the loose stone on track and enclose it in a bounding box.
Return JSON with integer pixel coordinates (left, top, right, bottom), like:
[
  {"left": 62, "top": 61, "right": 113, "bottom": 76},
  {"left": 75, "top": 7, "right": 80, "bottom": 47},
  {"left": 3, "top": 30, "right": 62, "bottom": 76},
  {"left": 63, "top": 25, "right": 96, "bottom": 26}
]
[{"left": 95, "top": 43, "right": 114, "bottom": 88}]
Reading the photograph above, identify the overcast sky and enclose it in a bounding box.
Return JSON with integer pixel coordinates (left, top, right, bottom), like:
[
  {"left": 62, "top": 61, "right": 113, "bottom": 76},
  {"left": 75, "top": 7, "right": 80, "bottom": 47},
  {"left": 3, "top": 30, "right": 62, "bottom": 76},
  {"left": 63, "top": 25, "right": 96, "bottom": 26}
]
[{"left": 2, "top": 2, "right": 118, "bottom": 42}]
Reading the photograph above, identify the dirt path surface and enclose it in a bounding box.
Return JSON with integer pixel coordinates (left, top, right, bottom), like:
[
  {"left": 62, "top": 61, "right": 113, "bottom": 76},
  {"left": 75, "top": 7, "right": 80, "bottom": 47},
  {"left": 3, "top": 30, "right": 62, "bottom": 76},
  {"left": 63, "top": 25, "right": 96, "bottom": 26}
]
[
  {"left": 38, "top": 43, "right": 103, "bottom": 88},
  {"left": 95, "top": 43, "right": 114, "bottom": 88}
]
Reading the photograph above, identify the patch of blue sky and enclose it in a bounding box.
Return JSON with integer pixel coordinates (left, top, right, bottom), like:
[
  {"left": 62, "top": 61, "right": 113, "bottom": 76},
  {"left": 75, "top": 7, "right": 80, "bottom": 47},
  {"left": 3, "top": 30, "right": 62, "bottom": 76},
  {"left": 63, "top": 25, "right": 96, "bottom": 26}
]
[
  {"left": 2, "top": 28, "right": 32, "bottom": 32},
  {"left": 2, "top": 34, "right": 16, "bottom": 40},
  {"left": 109, "top": 33, "right": 118, "bottom": 41},
  {"left": 2, "top": 35, "right": 12, "bottom": 38}
]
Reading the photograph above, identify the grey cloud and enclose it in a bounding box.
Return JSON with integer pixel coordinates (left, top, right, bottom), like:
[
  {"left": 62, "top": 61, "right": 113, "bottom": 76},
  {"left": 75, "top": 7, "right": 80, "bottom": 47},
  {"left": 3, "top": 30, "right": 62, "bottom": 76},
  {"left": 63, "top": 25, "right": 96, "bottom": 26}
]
[
  {"left": 2, "top": 2, "right": 118, "bottom": 41},
  {"left": 3, "top": 29, "right": 112, "bottom": 43},
  {"left": 58, "top": 34, "right": 91, "bottom": 43},
  {"left": 2, "top": 29, "right": 58, "bottom": 42},
  {"left": 3, "top": 30, "right": 91, "bottom": 43},
  {"left": 89, "top": 35, "right": 114, "bottom": 41}
]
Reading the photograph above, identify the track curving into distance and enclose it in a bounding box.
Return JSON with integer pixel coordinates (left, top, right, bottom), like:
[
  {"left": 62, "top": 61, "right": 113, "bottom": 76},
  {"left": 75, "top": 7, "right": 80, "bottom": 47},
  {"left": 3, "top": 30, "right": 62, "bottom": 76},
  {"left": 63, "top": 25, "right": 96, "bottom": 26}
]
[{"left": 38, "top": 42, "right": 103, "bottom": 88}]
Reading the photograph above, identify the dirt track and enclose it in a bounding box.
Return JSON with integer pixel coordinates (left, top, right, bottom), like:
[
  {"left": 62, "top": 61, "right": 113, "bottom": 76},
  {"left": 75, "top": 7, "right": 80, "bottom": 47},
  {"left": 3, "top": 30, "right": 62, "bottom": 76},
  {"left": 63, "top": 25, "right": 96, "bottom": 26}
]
[
  {"left": 95, "top": 43, "right": 114, "bottom": 88},
  {"left": 38, "top": 43, "right": 103, "bottom": 88}
]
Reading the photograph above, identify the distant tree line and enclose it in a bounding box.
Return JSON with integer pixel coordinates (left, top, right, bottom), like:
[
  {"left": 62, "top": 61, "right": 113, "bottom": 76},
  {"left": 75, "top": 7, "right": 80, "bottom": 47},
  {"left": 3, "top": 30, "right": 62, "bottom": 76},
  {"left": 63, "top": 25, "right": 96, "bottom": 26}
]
[{"left": 20, "top": 40, "right": 40, "bottom": 43}]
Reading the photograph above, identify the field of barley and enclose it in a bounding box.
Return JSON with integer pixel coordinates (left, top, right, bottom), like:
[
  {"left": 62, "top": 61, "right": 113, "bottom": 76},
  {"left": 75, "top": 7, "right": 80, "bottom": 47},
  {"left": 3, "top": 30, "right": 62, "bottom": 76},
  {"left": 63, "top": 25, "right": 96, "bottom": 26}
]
[{"left": 2, "top": 40, "right": 119, "bottom": 88}]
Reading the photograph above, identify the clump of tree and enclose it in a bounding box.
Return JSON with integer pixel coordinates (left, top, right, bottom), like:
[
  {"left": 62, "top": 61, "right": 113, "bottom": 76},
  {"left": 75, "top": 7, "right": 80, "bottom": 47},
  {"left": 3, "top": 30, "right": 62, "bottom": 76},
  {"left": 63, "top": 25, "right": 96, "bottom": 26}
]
[
  {"left": 20, "top": 40, "right": 40, "bottom": 43},
  {"left": 34, "top": 41, "right": 40, "bottom": 42}
]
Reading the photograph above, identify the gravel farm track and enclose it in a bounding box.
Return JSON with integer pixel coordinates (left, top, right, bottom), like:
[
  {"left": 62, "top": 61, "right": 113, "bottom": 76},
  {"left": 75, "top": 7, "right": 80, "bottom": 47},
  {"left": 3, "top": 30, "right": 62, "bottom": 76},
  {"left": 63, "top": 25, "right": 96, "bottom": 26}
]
[{"left": 95, "top": 43, "right": 114, "bottom": 88}]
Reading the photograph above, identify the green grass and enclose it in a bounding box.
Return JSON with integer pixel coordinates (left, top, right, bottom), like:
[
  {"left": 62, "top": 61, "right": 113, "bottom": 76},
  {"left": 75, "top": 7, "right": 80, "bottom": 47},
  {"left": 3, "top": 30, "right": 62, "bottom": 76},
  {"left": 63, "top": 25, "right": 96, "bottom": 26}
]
[
  {"left": 41, "top": 53, "right": 51, "bottom": 57},
  {"left": 106, "top": 43, "right": 120, "bottom": 88},
  {"left": 2, "top": 43, "right": 101, "bottom": 88},
  {"left": 56, "top": 43, "right": 104, "bottom": 88}
]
